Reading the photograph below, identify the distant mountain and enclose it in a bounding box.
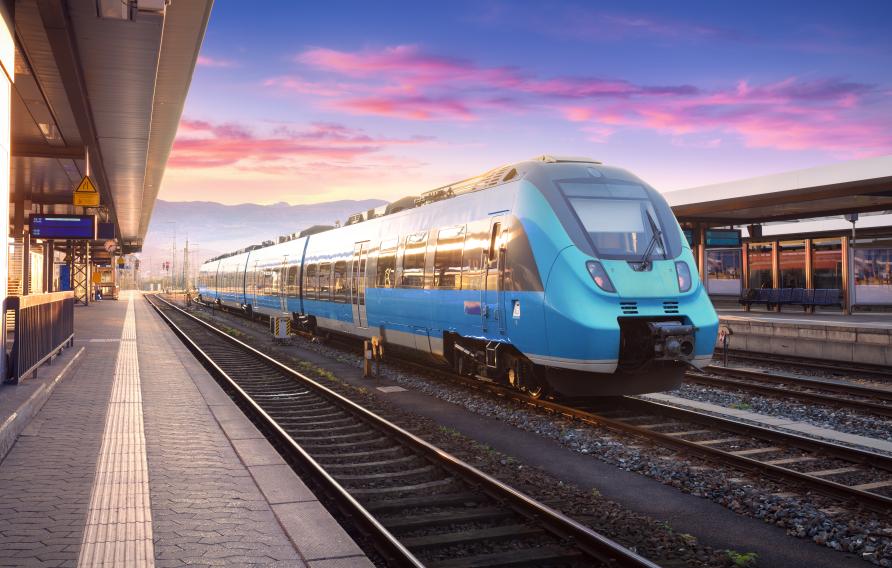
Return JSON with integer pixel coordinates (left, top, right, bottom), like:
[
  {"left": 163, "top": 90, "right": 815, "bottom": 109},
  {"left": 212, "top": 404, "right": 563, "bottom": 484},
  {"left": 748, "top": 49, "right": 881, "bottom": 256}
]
[{"left": 139, "top": 198, "right": 386, "bottom": 273}]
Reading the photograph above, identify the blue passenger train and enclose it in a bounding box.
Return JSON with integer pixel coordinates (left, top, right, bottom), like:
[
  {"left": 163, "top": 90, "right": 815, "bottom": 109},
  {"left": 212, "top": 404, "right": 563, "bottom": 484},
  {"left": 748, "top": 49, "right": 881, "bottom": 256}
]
[{"left": 198, "top": 156, "right": 718, "bottom": 397}]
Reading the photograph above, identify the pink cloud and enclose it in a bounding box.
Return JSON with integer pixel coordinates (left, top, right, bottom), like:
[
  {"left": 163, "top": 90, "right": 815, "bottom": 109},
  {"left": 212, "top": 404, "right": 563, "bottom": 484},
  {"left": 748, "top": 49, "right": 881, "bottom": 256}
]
[
  {"left": 275, "top": 43, "right": 892, "bottom": 156},
  {"left": 197, "top": 55, "right": 237, "bottom": 68},
  {"left": 169, "top": 119, "right": 431, "bottom": 170}
]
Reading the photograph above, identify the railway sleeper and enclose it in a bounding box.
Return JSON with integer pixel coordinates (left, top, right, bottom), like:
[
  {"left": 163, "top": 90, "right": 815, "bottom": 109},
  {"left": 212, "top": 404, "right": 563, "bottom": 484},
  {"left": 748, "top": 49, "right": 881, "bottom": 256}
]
[
  {"left": 363, "top": 492, "right": 485, "bottom": 513},
  {"left": 426, "top": 544, "right": 584, "bottom": 568},
  {"left": 401, "top": 524, "right": 546, "bottom": 551},
  {"left": 381, "top": 507, "right": 514, "bottom": 531}
]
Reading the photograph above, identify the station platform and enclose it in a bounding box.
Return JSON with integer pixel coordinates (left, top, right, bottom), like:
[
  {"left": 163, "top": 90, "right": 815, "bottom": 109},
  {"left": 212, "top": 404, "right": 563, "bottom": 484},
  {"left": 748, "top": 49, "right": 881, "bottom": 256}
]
[
  {"left": 716, "top": 309, "right": 892, "bottom": 366},
  {"left": 0, "top": 292, "right": 371, "bottom": 567}
]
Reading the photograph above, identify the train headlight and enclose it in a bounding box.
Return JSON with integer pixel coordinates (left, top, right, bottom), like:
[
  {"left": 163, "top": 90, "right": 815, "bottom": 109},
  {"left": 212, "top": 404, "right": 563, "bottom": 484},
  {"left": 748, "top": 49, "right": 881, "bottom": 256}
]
[
  {"left": 675, "top": 261, "right": 692, "bottom": 292},
  {"left": 586, "top": 261, "right": 615, "bottom": 293}
]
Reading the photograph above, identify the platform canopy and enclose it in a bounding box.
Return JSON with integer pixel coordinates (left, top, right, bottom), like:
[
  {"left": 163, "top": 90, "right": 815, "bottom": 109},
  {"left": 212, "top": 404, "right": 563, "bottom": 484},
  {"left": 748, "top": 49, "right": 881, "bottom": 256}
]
[
  {"left": 10, "top": 0, "right": 212, "bottom": 253},
  {"left": 665, "top": 155, "right": 892, "bottom": 226}
]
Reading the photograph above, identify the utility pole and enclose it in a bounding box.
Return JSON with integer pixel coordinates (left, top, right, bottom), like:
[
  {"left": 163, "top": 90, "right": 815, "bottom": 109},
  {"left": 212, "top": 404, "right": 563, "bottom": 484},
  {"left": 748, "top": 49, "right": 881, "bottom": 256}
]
[
  {"left": 167, "top": 221, "right": 177, "bottom": 290},
  {"left": 183, "top": 238, "right": 189, "bottom": 292}
]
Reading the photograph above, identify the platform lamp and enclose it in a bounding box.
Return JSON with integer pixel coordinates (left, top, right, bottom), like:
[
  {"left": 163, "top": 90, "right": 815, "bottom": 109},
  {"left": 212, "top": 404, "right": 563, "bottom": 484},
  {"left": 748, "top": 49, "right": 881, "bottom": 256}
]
[{"left": 844, "top": 213, "right": 859, "bottom": 314}]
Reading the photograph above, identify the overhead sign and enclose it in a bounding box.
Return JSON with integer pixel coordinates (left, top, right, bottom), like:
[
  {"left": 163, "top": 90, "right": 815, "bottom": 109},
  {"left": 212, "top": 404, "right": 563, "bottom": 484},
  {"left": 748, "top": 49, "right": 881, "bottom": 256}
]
[
  {"left": 682, "top": 229, "right": 742, "bottom": 249},
  {"left": 73, "top": 175, "right": 100, "bottom": 207},
  {"left": 30, "top": 214, "right": 96, "bottom": 239}
]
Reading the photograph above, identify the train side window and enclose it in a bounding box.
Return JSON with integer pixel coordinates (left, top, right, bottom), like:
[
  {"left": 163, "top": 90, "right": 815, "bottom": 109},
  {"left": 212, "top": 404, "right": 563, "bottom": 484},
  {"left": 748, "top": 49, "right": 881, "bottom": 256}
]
[
  {"left": 333, "top": 260, "right": 348, "bottom": 302},
  {"left": 377, "top": 239, "right": 398, "bottom": 288},
  {"left": 434, "top": 226, "right": 465, "bottom": 289},
  {"left": 488, "top": 222, "right": 501, "bottom": 265},
  {"left": 305, "top": 263, "right": 317, "bottom": 299},
  {"left": 400, "top": 232, "right": 427, "bottom": 288},
  {"left": 318, "top": 262, "right": 332, "bottom": 300},
  {"left": 461, "top": 221, "right": 487, "bottom": 290},
  {"left": 286, "top": 265, "right": 299, "bottom": 297}
]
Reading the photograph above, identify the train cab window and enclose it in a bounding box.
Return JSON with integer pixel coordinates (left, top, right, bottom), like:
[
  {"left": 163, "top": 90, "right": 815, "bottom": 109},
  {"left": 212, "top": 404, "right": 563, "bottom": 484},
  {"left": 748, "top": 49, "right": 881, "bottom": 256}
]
[
  {"left": 434, "top": 226, "right": 465, "bottom": 289},
  {"left": 318, "top": 262, "right": 332, "bottom": 300},
  {"left": 400, "top": 232, "right": 427, "bottom": 288},
  {"left": 305, "top": 264, "right": 317, "bottom": 299},
  {"left": 333, "top": 260, "right": 348, "bottom": 302},
  {"left": 377, "top": 239, "right": 398, "bottom": 287}
]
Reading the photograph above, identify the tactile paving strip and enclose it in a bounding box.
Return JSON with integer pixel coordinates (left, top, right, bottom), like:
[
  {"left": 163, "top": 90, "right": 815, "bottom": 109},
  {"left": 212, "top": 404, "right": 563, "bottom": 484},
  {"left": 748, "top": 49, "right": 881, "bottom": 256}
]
[{"left": 78, "top": 293, "right": 154, "bottom": 567}]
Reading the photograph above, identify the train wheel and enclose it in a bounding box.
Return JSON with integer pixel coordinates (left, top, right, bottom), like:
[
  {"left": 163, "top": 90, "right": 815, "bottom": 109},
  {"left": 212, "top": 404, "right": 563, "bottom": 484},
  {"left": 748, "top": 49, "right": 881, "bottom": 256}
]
[{"left": 509, "top": 359, "right": 547, "bottom": 399}]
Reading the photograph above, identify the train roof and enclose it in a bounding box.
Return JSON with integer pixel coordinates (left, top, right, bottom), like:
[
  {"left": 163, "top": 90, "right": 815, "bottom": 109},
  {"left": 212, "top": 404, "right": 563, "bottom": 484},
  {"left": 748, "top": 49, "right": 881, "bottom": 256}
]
[{"left": 203, "top": 155, "right": 601, "bottom": 264}]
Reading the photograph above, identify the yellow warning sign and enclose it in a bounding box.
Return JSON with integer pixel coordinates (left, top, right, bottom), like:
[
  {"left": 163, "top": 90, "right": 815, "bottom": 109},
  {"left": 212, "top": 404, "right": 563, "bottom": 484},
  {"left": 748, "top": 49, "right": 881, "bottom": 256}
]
[{"left": 73, "top": 176, "right": 100, "bottom": 207}]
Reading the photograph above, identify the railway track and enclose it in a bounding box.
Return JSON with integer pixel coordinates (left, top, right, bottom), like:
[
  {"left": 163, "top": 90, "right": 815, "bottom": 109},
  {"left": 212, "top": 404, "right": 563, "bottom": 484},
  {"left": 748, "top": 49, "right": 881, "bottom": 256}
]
[
  {"left": 722, "top": 350, "right": 891, "bottom": 381},
  {"left": 432, "top": 371, "right": 892, "bottom": 515},
  {"left": 178, "top": 296, "right": 892, "bottom": 514},
  {"left": 146, "top": 294, "right": 659, "bottom": 568},
  {"left": 685, "top": 366, "right": 892, "bottom": 419}
]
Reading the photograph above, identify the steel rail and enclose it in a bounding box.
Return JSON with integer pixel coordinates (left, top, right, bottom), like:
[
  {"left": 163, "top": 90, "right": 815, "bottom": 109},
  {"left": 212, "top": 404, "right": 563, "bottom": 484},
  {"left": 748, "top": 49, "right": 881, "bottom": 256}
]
[
  {"left": 148, "top": 294, "right": 660, "bottom": 568},
  {"left": 723, "top": 350, "right": 891, "bottom": 380},
  {"left": 183, "top": 296, "right": 892, "bottom": 513},
  {"left": 394, "top": 361, "right": 892, "bottom": 515},
  {"left": 685, "top": 368, "right": 892, "bottom": 419}
]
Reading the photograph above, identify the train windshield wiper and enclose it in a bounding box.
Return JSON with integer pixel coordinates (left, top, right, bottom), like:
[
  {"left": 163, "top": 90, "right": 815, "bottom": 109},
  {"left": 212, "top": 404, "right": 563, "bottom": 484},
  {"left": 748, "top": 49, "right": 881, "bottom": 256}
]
[{"left": 639, "top": 209, "right": 665, "bottom": 269}]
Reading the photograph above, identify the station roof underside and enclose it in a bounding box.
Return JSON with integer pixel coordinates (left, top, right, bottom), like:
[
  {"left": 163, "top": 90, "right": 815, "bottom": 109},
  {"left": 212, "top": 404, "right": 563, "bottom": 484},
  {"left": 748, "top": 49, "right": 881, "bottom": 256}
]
[
  {"left": 665, "top": 155, "right": 892, "bottom": 227},
  {"left": 11, "top": 1, "right": 211, "bottom": 252}
]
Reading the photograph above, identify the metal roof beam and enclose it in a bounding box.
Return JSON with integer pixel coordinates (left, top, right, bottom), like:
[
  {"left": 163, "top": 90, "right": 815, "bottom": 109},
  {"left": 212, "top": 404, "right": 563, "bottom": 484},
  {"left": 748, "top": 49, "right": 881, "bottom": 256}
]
[
  {"left": 12, "top": 142, "right": 84, "bottom": 159},
  {"left": 36, "top": 0, "right": 117, "bottom": 229}
]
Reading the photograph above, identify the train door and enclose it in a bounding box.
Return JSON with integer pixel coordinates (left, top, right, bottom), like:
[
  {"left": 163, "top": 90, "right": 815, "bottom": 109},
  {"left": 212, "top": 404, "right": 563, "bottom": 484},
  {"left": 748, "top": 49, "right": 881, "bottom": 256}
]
[
  {"left": 482, "top": 216, "right": 506, "bottom": 334},
  {"left": 350, "top": 242, "right": 369, "bottom": 328}
]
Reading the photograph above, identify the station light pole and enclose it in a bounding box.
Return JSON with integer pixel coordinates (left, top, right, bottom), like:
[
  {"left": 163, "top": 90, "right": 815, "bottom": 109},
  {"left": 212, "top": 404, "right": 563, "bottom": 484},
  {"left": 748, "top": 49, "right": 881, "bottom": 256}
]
[{"left": 845, "top": 213, "right": 858, "bottom": 314}]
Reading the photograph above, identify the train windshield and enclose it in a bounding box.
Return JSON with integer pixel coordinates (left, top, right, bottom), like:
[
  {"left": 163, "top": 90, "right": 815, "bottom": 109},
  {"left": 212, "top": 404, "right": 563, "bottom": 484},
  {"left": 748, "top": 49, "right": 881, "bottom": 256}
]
[{"left": 558, "top": 181, "right": 668, "bottom": 260}]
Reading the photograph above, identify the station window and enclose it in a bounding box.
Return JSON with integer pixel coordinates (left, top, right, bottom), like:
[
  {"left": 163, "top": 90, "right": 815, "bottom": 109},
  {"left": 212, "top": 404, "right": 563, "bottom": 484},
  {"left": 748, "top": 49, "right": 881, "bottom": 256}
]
[
  {"left": 400, "top": 232, "right": 427, "bottom": 288},
  {"left": 333, "top": 260, "right": 348, "bottom": 302},
  {"left": 434, "top": 226, "right": 465, "bottom": 289},
  {"left": 706, "top": 249, "right": 742, "bottom": 295},
  {"left": 318, "top": 262, "right": 332, "bottom": 300},
  {"left": 779, "top": 240, "right": 806, "bottom": 288},
  {"left": 377, "top": 239, "right": 398, "bottom": 288},
  {"left": 747, "top": 243, "right": 772, "bottom": 289},
  {"left": 854, "top": 238, "right": 892, "bottom": 305},
  {"left": 812, "top": 239, "right": 842, "bottom": 290},
  {"left": 305, "top": 264, "right": 317, "bottom": 299}
]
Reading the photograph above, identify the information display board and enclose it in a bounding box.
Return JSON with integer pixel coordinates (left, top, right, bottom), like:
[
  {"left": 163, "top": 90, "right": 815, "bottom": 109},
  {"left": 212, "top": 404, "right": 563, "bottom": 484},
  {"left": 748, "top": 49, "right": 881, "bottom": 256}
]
[
  {"left": 29, "top": 214, "right": 96, "bottom": 239},
  {"left": 682, "top": 228, "right": 742, "bottom": 249}
]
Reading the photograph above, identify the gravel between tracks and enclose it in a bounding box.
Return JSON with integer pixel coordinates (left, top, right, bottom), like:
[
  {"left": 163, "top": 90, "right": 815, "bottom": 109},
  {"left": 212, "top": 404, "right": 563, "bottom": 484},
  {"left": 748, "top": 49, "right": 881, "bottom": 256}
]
[
  {"left": 668, "top": 382, "right": 892, "bottom": 447},
  {"left": 187, "top": 304, "right": 892, "bottom": 565}
]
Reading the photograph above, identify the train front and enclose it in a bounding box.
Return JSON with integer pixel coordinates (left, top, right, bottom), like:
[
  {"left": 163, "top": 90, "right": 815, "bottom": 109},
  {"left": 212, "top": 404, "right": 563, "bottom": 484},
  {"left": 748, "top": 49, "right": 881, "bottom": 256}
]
[{"left": 521, "top": 162, "right": 718, "bottom": 396}]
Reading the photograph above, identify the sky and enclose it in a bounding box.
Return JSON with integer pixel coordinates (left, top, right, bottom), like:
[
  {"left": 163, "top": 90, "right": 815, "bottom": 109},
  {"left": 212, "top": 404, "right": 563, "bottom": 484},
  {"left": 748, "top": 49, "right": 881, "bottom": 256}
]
[{"left": 159, "top": 0, "right": 892, "bottom": 206}]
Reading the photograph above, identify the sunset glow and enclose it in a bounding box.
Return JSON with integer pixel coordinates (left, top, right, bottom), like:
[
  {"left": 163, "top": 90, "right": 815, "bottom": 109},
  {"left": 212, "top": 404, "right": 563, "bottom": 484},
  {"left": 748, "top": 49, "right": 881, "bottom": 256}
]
[{"left": 162, "top": 1, "right": 892, "bottom": 205}]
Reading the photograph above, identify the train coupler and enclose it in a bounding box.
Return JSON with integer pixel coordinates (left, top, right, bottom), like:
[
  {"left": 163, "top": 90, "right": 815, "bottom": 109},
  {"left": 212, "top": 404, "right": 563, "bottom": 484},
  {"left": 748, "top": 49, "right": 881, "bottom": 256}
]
[{"left": 648, "top": 321, "right": 696, "bottom": 361}]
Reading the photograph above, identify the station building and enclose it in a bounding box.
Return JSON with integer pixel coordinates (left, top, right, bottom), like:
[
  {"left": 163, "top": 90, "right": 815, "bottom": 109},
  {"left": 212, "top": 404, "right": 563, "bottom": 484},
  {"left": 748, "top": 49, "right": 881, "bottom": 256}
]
[
  {"left": 666, "top": 155, "right": 892, "bottom": 311},
  {"left": 0, "top": 0, "right": 212, "bottom": 380}
]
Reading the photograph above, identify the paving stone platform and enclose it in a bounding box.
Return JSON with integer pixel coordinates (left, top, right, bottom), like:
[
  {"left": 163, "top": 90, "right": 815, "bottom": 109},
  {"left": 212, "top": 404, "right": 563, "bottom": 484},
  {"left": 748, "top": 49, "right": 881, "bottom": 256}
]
[{"left": 0, "top": 292, "right": 372, "bottom": 567}]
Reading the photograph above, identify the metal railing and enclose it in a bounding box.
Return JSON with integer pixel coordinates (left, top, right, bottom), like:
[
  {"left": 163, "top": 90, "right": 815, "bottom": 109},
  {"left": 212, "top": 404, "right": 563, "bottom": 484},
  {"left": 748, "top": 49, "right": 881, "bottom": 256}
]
[{"left": 4, "top": 291, "right": 75, "bottom": 384}]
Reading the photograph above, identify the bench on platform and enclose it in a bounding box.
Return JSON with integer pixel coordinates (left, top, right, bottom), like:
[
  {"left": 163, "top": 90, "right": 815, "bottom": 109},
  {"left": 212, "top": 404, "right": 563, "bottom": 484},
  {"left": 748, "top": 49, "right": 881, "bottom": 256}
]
[{"left": 739, "top": 288, "right": 842, "bottom": 312}]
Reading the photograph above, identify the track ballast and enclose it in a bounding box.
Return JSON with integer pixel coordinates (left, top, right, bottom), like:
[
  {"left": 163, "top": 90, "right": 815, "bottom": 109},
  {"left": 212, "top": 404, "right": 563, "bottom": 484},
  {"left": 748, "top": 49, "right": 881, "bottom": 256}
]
[{"left": 147, "top": 294, "right": 659, "bottom": 568}]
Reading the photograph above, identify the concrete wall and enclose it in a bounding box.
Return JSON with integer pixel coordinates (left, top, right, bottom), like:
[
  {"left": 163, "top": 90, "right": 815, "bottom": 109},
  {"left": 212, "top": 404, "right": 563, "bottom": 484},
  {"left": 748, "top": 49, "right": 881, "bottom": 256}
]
[{"left": 717, "top": 316, "right": 892, "bottom": 366}]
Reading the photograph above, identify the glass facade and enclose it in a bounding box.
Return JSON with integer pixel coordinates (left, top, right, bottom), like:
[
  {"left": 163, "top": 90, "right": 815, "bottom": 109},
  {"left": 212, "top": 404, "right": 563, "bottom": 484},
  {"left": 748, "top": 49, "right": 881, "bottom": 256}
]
[
  {"left": 812, "top": 239, "right": 842, "bottom": 289},
  {"left": 747, "top": 243, "right": 772, "bottom": 289},
  {"left": 778, "top": 240, "right": 806, "bottom": 288},
  {"left": 706, "top": 249, "right": 741, "bottom": 295}
]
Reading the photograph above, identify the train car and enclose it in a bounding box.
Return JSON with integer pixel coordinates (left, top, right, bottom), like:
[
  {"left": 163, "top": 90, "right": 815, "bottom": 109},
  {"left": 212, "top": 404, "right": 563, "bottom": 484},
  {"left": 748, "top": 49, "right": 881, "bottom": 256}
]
[{"left": 198, "top": 156, "right": 719, "bottom": 397}]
